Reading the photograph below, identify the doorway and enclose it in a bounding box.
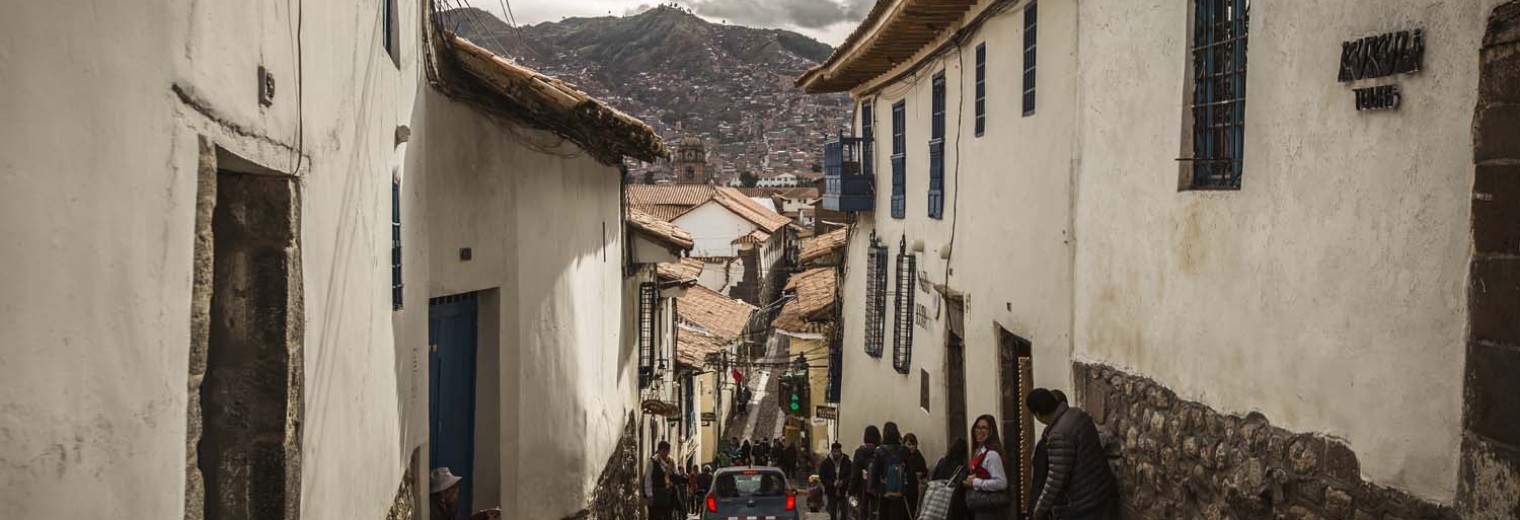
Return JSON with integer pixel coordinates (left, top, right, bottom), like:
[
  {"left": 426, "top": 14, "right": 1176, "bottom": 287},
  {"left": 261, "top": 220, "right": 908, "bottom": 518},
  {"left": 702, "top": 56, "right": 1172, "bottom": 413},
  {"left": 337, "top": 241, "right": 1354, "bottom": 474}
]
[
  {"left": 429, "top": 292, "right": 480, "bottom": 515},
  {"left": 996, "top": 327, "right": 1033, "bottom": 520},
  {"left": 945, "top": 297, "right": 967, "bottom": 450}
]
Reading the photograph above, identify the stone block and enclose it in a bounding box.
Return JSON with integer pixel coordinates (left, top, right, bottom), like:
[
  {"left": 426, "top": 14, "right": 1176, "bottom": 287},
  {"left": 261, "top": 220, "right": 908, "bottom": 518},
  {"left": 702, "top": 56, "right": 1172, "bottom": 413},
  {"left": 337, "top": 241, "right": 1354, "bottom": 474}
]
[
  {"left": 1325, "top": 488, "right": 1353, "bottom": 520},
  {"left": 1472, "top": 164, "right": 1520, "bottom": 255},
  {"left": 1288, "top": 435, "right": 1325, "bottom": 476},
  {"left": 1465, "top": 341, "right": 1520, "bottom": 446},
  {"left": 1324, "top": 439, "right": 1362, "bottom": 484},
  {"left": 1480, "top": 43, "right": 1520, "bottom": 105},
  {"left": 1469, "top": 257, "right": 1520, "bottom": 345},
  {"left": 1486, "top": 2, "right": 1520, "bottom": 48},
  {"left": 1475, "top": 104, "right": 1520, "bottom": 163}
]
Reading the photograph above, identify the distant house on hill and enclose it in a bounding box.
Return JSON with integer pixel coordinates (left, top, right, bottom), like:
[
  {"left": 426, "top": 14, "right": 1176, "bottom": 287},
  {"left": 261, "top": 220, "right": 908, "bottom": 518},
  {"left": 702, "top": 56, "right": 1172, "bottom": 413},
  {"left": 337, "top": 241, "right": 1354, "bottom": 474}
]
[{"left": 626, "top": 185, "right": 796, "bottom": 308}]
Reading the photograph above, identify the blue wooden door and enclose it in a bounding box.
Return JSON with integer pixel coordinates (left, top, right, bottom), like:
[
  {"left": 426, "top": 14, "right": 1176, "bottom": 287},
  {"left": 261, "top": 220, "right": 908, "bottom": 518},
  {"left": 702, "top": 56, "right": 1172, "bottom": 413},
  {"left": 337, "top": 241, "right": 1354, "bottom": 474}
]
[{"left": 429, "top": 293, "right": 479, "bottom": 517}]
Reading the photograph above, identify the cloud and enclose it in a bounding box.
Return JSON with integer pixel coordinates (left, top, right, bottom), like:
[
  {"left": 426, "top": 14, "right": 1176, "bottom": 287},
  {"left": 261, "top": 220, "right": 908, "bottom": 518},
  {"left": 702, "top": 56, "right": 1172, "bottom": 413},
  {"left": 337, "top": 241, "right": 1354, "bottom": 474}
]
[{"left": 683, "top": 0, "right": 874, "bottom": 30}]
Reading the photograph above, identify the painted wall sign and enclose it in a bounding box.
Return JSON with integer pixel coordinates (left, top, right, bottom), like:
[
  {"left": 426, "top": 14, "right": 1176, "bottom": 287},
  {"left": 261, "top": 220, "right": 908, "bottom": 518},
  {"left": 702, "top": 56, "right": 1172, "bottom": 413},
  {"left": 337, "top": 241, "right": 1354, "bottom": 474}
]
[{"left": 1339, "top": 29, "right": 1424, "bottom": 82}]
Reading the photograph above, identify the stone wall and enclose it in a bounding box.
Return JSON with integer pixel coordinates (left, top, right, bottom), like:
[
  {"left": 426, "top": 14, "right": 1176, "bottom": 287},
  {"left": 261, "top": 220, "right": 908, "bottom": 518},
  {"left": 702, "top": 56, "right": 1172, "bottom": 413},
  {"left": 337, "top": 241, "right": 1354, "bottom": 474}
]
[
  {"left": 1073, "top": 362, "right": 1455, "bottom": 520},
  {"left": 575, "top": 412, "right": 642, "bottom": 520}
]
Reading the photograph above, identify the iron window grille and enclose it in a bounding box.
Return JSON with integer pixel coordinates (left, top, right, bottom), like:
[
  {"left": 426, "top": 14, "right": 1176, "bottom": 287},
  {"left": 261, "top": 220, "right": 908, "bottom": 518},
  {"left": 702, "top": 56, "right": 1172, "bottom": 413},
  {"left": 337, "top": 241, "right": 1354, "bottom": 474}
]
[
  {"left": 975, "top": 43, "right": 987, "bottom": 136},
  {"left": 1188, "top": 0, "right": 1249, "bottom": 189},
  {"left": 392, "top": 180, "right": 403, "bottom": 309},
  {"left": 1023, "top": 1, "right": 1038, "bottom": 116},
  {"left": 637, "top": 282, "right": 658, "bottom": 388},
  {"left": 862, "top": 102, "right": 875, "bottom": 179},
  {"left": 865, "top": 239, "right": 888, "bottom": 358},
  {"left": 891, "top": 101, "right": 907, "bottom": 219},
  {"left": 929, "top": 72, "right": 946, "bottom": 219},
  {"left": 892, "top": 237, "right": 916, "bottom": 375}
]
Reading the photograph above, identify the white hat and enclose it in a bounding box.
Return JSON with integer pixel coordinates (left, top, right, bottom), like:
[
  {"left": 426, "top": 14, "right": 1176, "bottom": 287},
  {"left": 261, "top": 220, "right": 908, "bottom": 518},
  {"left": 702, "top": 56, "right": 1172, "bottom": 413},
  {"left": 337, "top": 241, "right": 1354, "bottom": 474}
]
[{"left": 430, "top": 467, "right": 464, "bottom": 494}]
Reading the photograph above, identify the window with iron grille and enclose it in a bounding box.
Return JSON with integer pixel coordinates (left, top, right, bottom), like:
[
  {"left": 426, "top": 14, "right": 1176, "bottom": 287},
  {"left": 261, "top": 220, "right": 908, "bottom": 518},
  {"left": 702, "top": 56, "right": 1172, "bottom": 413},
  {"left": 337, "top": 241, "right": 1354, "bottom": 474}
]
[
  {"left": 975, "top": 43, "right": 987, "bottom": 136},
  {"left": 929, "top": 72, "right": 946, "bottom": 219},
  {"left": 1188, "top": 0, "right": 1249, "bottom": 189},
  {"left": 890, "top": 101, "right": 907, "bottom": 219},
  {"left": 862, "top": 102, "right": 875, "bottom": 179},
  {"left": 637, "top": 282, "right": 658, "bottom": 388},
  {"left": 392, "top": 180, "right": 403, "bottom": 309},
  {"left": 892, "top": 237, "right": 916, "bottom": 375},
  {"left": 864, "top": 240, "right": 888, "bottom": 358},
  {"left": 1023, "top": 1, "right": 1038, "bottom": 116}
]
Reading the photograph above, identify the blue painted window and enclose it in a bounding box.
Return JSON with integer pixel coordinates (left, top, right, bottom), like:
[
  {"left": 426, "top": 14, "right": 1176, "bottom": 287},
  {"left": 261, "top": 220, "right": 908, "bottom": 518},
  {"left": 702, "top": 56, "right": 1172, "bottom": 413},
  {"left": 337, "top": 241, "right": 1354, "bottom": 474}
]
[
  {"left": 975, "top": 43, "right": 987, "bottom": 136},
  {"left": 1023, "top": 1, "right": 1038, "bottom": 116},
  {"left": 392, "top": 180, "right": 403, "bottom": 309},
  {"left": 890, "top": 101, "right": 906, "bottom": 219},
  {"left": 861, "top": 102, "right": 874, "bottom": 179},
  {"left": 1189, "top": 0, "right": 1249, "bottom": 189},
  {"left": 929, "top": 72, "right": 946, "bottom": 219}
]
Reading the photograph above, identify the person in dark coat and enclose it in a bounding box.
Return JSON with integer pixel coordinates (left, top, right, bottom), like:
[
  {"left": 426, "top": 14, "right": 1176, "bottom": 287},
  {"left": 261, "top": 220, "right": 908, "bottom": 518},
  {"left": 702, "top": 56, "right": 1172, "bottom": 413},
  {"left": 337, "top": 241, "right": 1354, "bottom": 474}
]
[
  {"left": 868, "top": 422, "right": 916, "bottom": 520},
  {"left": 696, "top": 465, "right": 714, "bottom": 503},
  {"left": 818, "top": 442, "right": 853, "bottom": 520},
  {"left": 1029, "top": 390, "right": 1068, "bottom": 509},
  {"left": 849, "top": 425, "right": 882, "bottom": 520},
  {"left": 740, "top": 439, "right": 753, "bottom": 466},
  {"left": 1027, "top": 389, "right": 1120, "bottom": 520},
  {"left": 903, "top": 433, "right": 929, "bottom": 516},
  {"left": 644, "top": 442, "right": 678, "bottom": 520},
  {"left": 931, "top": 438, "right": 970, "bottom": 520}
]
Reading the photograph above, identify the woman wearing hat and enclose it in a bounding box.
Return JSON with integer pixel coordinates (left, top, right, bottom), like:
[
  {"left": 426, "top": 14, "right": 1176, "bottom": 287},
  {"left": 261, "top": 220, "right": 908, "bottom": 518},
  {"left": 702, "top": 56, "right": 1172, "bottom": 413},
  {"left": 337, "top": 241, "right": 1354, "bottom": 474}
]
[{"left": 430, "top": 467, "right": 502, "bottom": 520}]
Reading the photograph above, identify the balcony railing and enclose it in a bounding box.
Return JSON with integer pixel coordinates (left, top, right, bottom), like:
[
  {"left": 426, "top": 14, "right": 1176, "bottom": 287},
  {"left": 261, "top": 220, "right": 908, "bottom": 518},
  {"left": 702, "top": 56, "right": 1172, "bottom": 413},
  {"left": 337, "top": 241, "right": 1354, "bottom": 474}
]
[{"left": 823, "top": 134, "right": 874, "bottom": 212}]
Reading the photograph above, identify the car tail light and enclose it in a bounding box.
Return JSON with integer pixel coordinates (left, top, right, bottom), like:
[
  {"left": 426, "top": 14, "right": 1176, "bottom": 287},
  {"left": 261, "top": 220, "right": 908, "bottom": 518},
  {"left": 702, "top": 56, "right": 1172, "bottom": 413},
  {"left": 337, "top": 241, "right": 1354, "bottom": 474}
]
[
  {"left": 706, "top": 496, "right": 718, "bottom": 513},
  {"left": 786, "top": 494, "right": 796, "bottom": 511}
]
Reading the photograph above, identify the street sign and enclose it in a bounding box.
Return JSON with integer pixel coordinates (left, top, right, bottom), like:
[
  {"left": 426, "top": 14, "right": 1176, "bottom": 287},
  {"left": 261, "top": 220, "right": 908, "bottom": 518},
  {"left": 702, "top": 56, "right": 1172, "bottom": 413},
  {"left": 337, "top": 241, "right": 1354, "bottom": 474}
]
[
  {"left": 815, "top": 406, "right": 838, "bottom": 420},
  {"left": 702, "top": 412, "right": 716, "bottom": 422},
  {"left": 811, "top": 417, "right": 827, "bottom": 426}
]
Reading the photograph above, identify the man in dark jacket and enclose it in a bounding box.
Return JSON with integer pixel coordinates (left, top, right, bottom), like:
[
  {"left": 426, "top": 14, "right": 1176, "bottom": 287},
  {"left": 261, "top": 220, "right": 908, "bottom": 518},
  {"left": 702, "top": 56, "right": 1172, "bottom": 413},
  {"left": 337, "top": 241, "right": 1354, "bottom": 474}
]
[
  {"left": 818, "top": 442, "right": 853, "bottom": 520},
  {"left": 1027, "top": 389, "right": 1120, "bottom": 520},
  {"left": 850, "top": 425, "right": 882, "bottom": 520}
]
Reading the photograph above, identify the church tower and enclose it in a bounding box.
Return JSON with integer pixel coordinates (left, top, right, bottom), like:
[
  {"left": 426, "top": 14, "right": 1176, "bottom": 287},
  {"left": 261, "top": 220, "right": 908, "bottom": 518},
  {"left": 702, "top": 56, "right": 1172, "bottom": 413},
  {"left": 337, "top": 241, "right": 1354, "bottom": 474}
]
[{"left": 673, "top": 136, "right": 709, "bottom": 185}]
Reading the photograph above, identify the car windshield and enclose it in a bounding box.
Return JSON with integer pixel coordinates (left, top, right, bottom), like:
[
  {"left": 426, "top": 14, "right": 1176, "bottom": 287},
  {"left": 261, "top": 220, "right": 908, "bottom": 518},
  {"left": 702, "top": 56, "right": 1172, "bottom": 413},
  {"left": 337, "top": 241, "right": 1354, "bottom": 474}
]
[{"left": 714, "top": 472, "right": 787, "bottom": 497}]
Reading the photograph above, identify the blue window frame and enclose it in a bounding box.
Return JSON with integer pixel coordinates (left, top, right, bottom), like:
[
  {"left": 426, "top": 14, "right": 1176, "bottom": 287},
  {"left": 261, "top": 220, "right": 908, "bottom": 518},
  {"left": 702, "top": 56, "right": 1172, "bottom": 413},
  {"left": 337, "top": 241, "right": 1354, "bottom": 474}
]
[
  {"left": 929, "top": 72, "right": 946, "bottom": 219},
  {"left": 890, "top": 101, "right": 906, "bottom": 219},
  {"left": 862, "top": 102, "right": 875, "bottom": 179},
  {"left": 1189, "top": 0, "right": 1249, "bottom": 189},
  {"left": 1023, "top": 1, "right": 1038, "bottom": 116},
  {"left": 392, "top": 180, "right": 403, "bottom": 309},
  {"left": 975, "top": 43, "right": 987, "bottom": 136}
]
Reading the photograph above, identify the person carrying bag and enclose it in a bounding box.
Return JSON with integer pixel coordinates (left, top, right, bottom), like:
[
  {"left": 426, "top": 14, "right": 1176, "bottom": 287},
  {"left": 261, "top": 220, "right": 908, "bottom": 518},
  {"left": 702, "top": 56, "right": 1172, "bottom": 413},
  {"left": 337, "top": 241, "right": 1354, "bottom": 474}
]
[
  {"left": 916, "top": 465, "right": 962, "bottom": 520},
  {"left": 961, "top": 415, "right": 1011, "bottom": 520}
]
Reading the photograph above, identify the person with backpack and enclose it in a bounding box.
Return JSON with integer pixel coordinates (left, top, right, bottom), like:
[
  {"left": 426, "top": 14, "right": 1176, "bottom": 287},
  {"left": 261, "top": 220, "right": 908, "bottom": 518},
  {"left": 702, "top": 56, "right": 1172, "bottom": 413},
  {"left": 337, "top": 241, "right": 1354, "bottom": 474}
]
[
  {"left": 869, "top": 422, "right": 916, "bottom": 520},
  {"left": 961, "top": 415, "right": 1010, "bottom": 520},
  {"left": 849, "top": 426, "right": 882, "bottom": 520}
]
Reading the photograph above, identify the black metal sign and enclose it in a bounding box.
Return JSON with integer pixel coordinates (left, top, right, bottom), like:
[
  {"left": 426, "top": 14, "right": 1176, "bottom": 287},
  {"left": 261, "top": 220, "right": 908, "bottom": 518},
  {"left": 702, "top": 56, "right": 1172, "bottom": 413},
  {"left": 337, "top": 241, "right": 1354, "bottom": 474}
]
[
  {"left": 1339, "top": 29, "right": 1424, "bottom": 82},
  {"left": 1354, "top": 84, "right": 1402, "bottom": 111}
]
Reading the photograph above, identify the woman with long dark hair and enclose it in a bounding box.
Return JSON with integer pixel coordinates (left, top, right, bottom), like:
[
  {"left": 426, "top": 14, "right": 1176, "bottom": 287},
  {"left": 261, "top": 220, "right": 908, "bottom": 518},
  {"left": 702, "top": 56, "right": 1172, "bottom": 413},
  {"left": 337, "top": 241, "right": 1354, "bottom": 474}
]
[
  {"left": 931, "top": 437, "right": 970, "bottom": 520},
  {"left": 961, "top": 415, "right": 1010, "bottom": 520}
]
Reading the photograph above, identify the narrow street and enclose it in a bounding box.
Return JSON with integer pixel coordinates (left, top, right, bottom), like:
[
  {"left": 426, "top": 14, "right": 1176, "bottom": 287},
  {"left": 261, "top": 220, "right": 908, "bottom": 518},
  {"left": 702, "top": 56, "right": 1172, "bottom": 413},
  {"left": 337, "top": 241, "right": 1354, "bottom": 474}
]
[{"left": 732, "top": 334, "right": 788, "bottom": 443}]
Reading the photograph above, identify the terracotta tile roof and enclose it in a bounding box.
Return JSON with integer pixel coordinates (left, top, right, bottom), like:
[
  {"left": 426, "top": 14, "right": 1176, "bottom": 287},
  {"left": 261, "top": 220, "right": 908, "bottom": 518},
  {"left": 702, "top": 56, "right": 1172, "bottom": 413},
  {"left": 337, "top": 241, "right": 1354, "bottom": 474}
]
[
  {"left": 799, "top": 227, "right": 848, "bottom": 265},
  {"left": 627, "top": 208, "right": 694, "bottom": 250},
  {"left": 773, "top": 300, "right": 829, "bottom": 335},
  {"left": 442, "top": 34, "right": 667, "bottom": 164},
  {"left": 657, "top": 257, "right": 704, "bottom": 283},
  {"left": 633, "top": 205, "right": 693, "bottom": 221},
  {"left": 627, "top": 185, "right": 719, "bottom": 207},
  {"left": 784, "top": 267, "right": 837, "bottom": 322},
  {"left": 731, "top": 228, "right": 772, "bottom": 246},
  {"left": 677, "top": 284, "right": 758, "bottom": 343},
  {"left": 711, "top": 187, "right": 793, "bottom": 233},
  {"left": 676, "top": 326, "right": 724, "bottom": 368}
]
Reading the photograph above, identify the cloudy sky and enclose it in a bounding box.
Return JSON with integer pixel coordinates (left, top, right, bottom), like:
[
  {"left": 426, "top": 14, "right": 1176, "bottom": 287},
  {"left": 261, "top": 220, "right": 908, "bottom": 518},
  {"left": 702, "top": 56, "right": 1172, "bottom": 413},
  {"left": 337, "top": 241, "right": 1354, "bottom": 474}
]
[{"left": 461, "top": 0, "right": 872, "bottom": 45}]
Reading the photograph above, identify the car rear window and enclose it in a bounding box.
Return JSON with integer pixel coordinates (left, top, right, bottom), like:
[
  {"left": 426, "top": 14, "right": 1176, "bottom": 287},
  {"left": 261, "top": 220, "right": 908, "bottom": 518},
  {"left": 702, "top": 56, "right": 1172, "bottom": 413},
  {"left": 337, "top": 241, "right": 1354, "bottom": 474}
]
[{"left": 714, "top": 472, "right": 787, "bottom": 497}]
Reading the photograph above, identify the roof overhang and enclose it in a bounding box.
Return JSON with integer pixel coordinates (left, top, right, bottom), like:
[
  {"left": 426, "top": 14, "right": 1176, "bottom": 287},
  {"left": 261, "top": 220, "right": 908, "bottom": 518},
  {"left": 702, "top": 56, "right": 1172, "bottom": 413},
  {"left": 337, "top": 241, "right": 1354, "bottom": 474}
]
[{"left": 796, "top": 0, "right": 981, "bottom": 94}]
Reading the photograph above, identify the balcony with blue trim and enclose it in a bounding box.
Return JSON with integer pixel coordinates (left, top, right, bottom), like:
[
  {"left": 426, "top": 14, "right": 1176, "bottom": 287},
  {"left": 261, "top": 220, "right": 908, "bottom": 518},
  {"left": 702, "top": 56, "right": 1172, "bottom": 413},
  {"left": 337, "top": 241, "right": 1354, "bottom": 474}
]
[{"left": 822, "top": 134, "right": 874, "bottom": 212}]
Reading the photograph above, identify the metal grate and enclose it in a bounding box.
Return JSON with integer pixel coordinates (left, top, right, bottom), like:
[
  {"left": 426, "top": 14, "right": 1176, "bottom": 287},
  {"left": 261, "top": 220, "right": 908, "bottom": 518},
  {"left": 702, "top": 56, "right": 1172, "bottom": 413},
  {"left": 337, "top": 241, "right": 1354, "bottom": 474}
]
[
  {"left": 1189, "top": 0, "right": 1249, "bottom": 189},
  {"left": 892, "top": 237, "right": 916, "bottom": 375},
  {"left": 865, "top": 240, "right": 888, "bottom": 358},
  {"left": 975, "top": 43, "right": 987, "bottom": 135},
  {"left": 929, "top": 72, "right": 946, "bottom": 219},
  {"left": 862, "top": 102, "right": 875, "bottom": 179},
  {"left": 392, "top": 180, "right": 403, "bottom": 310},
  {"left": 1023, "top": 1, "right": 1038, "bottom": 116},
  {"left": 637, "top": 282, "right": 658, "bottom": 388},
  {"left": 891, "top": 101, "right": 907, "bottom": 219}
]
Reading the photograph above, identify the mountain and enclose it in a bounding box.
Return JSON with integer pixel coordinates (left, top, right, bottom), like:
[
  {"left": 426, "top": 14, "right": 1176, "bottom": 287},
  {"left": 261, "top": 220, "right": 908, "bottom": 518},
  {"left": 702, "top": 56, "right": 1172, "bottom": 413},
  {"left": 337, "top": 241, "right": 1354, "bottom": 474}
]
[{"left": 440, "top": 5, "right": 851, "bottom": 182}]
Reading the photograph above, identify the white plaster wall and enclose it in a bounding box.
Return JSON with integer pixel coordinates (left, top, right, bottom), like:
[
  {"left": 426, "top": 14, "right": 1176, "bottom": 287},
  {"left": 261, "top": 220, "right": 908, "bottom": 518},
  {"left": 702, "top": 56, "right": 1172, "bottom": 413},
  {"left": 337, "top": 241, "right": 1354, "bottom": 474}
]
[
  {"left": 698, "top": 258, "right": 743, "bottom": 295},
  {"left": 1072, "top": 0, "right": 1499, "bottom": 502},
  {"left": 675, "top": 201, "right": 759, "bottom": 257},
  {"left": 416, "top": 88, "right": 634, "bottom": 519},
  {"left": 835, "top": 0, "right": 1077, "bottom": 468},
  {"left": 0, "top": 0, "right": 421, "bottom": 518}
]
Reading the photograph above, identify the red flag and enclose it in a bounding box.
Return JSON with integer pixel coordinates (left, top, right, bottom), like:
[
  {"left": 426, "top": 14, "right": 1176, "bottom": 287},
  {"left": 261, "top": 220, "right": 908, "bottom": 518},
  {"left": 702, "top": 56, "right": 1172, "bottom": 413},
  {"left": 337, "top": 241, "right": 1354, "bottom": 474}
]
[{"left": 731, "top": 368, "right": 744, "bottom": 385}]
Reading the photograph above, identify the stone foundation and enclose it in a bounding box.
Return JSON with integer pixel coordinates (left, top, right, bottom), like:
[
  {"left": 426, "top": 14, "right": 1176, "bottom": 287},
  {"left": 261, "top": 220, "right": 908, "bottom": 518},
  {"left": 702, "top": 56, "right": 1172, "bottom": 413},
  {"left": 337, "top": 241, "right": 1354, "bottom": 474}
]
[
  {"left": 1073, "top": 362, "right": 1454, "bottom": 520},
  {"left": 572, "top": 412, "right": 642, "bottom": 520}
]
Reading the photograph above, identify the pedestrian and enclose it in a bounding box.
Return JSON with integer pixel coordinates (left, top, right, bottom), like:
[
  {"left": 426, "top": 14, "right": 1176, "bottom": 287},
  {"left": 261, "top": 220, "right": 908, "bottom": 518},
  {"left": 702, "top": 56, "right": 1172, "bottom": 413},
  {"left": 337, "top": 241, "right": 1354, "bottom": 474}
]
[
  {"left": 778, "top": 438, "right": 796, "bottom": 477},
  {"left": 962, "top": 415, "right": 1011, "bottom": 520},
  {"left": 1027, "top": 389, "right": 1121, "bottom": 520},
  {"left": 903, "top": 433, "right": 929, "bottom": 516},
  {"left": 740, "top": 439, "right": 753, "bottom": 466},
  {"left": 430, "top": 467, "right": 503, "bottom": 520},
  {"left": 818, "top": 442, "right": 853, "bottom": 520},
  {"left": 644, "top": 441, "right": 678, "bottom": 520},
  {"left": 1029, "top": 390, "right": 1069, "bottom": 513},
  {"left": 931, "top": 437, "right": 970, "bottom": 520},
  {"left": 671, "top": 462, "right": 690, "bottom": 518},
  {"left": 696, "top": 465, "right": 714, "bottom": 505},
  {"left": 755, "top": 437, "right": 770, "bottom": 466},
  {"left": 850, "top": 425, "right": 881, "bottom": 520},
  {"left": 807, "top": 475, "right": 827, "bottom": 512},
  {"left": 869, "top": 422, "right": 916, "bottom": 520}
]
